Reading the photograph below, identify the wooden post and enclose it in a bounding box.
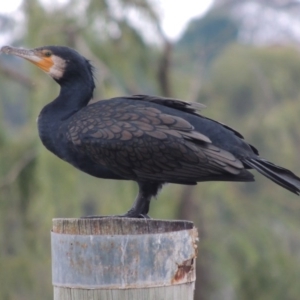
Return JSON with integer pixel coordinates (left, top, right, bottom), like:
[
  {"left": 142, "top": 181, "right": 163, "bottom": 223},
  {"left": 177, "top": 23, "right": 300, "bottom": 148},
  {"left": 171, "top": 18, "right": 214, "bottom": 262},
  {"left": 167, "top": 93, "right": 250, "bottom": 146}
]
[{"left": 52, "top": 218, "right": 198, "bottom": 300}]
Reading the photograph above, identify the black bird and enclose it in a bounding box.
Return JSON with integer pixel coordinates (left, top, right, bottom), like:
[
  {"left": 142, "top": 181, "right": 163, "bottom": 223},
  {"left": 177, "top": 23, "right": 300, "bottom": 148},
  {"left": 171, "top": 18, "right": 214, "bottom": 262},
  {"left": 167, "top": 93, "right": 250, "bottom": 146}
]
[{"left": 1, "top": 45, "right": 300, "bottom": 218}]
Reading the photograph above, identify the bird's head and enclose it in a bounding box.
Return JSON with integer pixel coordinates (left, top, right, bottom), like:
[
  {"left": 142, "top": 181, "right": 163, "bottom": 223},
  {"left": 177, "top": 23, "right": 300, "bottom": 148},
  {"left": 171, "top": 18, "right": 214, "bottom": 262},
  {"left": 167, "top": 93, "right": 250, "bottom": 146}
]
[{"left": 1, "top": 45, "right": 95, "bottom": 89}]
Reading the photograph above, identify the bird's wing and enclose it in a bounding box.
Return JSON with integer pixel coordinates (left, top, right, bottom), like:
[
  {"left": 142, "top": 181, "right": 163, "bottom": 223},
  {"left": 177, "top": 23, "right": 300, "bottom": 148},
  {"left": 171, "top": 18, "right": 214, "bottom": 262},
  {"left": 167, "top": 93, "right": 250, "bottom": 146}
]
[
  {"left": 125, "top": 95, "right": 258, "bottom": 148},
  {"left": 65, "top": 100, "right": 248, "bottom": 183},
  {"left": 127, "top": 94, "right": 206, "bottom": 114}
]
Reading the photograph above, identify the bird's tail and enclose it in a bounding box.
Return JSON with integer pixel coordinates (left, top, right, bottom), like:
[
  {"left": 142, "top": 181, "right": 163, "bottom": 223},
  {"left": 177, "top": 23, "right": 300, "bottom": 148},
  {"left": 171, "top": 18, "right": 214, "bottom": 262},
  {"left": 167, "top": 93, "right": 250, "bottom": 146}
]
[{"left": 244, "top": 158, "right": 300, "bottom": 195}]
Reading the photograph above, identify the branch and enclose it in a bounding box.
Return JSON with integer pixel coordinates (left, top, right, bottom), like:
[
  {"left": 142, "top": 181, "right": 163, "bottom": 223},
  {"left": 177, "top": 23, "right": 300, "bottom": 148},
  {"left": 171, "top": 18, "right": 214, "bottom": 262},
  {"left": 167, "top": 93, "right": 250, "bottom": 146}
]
[
  {"left": 0, "top": 63, "right": 34, "bottom": 90},
  {"left": 157, "top": 40, "right": 172, "bottom": 97},
  {"left": 0, "top": 149, "right": 38, "bottom": 190}
]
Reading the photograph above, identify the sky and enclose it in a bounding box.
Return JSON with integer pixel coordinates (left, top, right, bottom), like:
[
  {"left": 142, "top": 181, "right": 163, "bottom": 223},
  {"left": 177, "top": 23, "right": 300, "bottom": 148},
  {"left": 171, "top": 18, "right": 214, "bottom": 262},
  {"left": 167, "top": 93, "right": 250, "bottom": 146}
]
[
  {"left": 0, "top": 0, "right": 213, "bottom": 40},
  {"left": 157, "top": 1, "right": 213, "bottom": 39}
]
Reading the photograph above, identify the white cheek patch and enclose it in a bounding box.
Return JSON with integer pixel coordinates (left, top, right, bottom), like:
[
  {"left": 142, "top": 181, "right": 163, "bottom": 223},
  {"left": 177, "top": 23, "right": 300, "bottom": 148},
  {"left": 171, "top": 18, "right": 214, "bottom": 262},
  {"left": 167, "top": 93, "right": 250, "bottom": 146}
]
[{"left": 48, "top": 55, "right": 66, "bottom": 80}]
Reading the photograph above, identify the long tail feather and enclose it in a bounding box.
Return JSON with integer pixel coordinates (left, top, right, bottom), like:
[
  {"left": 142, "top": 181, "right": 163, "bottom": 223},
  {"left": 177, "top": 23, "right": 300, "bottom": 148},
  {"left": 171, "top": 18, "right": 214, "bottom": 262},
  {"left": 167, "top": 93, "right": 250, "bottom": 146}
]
[{"left": 244, "top": 158, "right": 300, "bottom": 195}]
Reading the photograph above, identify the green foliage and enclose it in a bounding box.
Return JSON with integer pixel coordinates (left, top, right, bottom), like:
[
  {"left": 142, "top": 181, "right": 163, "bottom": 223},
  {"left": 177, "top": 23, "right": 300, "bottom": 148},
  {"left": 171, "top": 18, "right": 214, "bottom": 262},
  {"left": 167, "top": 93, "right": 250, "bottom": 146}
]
[
  {"left": 192, "top": 44, "right": 300, "bottom": 299},
  {"left": 177, "top": 13, "right": 239, "bottom": 67}
]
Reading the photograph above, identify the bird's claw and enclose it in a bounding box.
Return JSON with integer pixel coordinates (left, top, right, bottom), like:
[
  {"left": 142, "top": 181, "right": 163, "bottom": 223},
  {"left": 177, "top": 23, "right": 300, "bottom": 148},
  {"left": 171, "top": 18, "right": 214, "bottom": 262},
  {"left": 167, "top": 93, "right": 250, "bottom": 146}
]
[
  {"left": 121, "top": 212, "right": 151, "bottom": 219},
  {"left": 81, "top": 213, "right": 151, "bottom": 219}
]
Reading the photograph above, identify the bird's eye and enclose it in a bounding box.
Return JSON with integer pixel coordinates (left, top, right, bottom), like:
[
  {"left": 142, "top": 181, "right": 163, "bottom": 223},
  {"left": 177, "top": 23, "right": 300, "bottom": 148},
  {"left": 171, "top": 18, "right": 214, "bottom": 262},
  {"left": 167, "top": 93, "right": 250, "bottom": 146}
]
[{"left": 44, "top": 51, "right": 52, "bottom": 57}]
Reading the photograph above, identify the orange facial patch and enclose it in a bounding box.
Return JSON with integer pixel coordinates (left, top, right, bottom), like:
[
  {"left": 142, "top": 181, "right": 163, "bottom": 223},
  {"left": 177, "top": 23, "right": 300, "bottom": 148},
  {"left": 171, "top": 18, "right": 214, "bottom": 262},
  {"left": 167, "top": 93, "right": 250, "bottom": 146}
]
[{"left": 31, "top": 56, "right": 54, "bottom": 73}]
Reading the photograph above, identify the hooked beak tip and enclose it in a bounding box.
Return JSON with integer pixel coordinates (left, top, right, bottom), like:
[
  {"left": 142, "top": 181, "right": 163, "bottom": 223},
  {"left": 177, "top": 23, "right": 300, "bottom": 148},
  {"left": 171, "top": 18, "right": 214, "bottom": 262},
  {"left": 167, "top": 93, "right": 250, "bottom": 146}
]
[{"left": 1, "top": 45, "right": 14, "bottom": 54}]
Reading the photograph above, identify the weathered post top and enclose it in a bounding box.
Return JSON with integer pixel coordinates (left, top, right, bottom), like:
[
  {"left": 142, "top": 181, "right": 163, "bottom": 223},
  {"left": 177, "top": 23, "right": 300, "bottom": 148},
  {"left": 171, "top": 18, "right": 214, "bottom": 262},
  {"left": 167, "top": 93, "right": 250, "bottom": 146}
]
[{"left": 52, "top": 218, "right": 198, "bottom": 300}]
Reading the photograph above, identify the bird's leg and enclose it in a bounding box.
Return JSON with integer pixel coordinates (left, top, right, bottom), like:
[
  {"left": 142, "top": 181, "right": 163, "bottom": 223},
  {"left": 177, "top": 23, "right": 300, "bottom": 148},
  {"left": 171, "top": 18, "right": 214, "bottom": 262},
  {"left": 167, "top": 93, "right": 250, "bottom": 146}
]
[
  {"left": 121, "top": 181, "right": 163, "bottom": 218},
  {"left": 82, "top": 182, "right": 163, "bottom": 219}
]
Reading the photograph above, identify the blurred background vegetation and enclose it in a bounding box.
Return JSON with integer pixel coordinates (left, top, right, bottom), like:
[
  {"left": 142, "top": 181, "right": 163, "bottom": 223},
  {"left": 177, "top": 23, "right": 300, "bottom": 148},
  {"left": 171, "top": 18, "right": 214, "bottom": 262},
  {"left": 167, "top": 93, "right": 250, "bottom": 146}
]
[{"left": 0, "top": 0, "right": 300, "bottom": 299}]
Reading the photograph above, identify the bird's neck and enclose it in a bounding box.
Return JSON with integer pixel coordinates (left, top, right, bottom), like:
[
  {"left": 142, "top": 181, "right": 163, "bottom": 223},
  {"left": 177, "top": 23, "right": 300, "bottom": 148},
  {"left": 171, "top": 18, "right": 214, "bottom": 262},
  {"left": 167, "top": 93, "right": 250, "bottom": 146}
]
[
  {"left": 41, "top": 79, "right": 94, "bottom": 121},
  {"left": 37, "top": 80, "right": 94, "bottom": 156}
]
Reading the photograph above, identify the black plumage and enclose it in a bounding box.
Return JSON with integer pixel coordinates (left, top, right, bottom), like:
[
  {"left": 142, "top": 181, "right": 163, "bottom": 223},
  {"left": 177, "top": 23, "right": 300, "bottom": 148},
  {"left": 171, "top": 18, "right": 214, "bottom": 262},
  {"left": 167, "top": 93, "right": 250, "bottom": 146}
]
[{"left": 1, "top": 45, "right": 300, "bottom": 218}]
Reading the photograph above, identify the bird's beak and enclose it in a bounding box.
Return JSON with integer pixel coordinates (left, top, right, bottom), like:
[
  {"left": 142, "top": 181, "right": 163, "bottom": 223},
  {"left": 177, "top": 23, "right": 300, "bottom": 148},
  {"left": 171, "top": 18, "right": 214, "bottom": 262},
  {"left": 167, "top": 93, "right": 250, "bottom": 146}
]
[{"left": 1, "top": 45, "right": 54, "bottom": 73}]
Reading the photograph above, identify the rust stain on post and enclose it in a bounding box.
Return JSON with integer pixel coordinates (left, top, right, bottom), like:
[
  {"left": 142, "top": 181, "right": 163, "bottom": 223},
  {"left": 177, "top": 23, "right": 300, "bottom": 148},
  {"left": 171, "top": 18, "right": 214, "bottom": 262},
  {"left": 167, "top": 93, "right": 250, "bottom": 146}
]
[
  {"left": 172, "top": 258, "right": 195, "bottom": 284},
  {"left": 171, "top": 227, "right": 198, "bottom": 284}
]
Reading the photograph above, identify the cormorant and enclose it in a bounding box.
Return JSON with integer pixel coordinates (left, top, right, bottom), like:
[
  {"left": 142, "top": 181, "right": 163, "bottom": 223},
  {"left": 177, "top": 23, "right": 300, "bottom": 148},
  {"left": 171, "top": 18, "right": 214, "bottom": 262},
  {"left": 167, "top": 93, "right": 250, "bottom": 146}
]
[{"left": 1, "top": 45, "right": 300, "bottom": 218}]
